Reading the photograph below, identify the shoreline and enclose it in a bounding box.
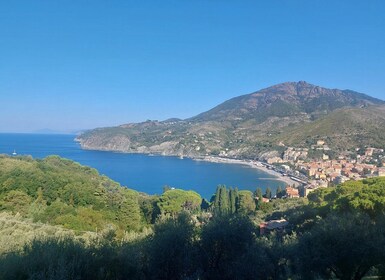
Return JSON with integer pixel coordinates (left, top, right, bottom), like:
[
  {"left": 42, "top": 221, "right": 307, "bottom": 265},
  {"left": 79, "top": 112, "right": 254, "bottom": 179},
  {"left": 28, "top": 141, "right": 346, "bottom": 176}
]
[
  {"left": 195, "top": 156, "right": 300, "bottom": 187},
  {"left": 77, "top": 142, "right": 300, "bottom": 187}
]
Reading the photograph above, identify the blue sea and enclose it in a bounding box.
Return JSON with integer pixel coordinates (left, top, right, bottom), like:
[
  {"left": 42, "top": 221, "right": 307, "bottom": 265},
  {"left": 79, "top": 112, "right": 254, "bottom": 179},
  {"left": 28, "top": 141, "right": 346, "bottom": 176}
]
[{"left": 0, "top": 133, "right": 285, "bottom": 199}]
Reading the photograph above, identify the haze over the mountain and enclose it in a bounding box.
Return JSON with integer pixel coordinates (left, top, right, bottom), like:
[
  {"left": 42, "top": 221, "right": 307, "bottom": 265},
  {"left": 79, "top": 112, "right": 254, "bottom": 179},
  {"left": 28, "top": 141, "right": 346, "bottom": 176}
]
[{"left": 77, "top": 81, "right": 385, "bottom": 159}]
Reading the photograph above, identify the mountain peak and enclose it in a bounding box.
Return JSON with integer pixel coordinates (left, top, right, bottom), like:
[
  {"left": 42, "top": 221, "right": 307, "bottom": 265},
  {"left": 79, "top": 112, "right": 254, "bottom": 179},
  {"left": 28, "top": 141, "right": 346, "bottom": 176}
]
[
  {"left": 260, "top": 81, "right": 321, "bottom": 95},
  {"left": 277, "top": 80, "right": 311, "bottom": 87},
  {"left": 193, "top": 81, "right": 384, "bottom": 122}
]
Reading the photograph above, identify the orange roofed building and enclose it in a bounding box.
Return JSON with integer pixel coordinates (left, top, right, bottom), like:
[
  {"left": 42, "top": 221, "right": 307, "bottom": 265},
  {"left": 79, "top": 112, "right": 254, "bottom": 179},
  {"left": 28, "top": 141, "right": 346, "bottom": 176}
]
[{"left": 285, "top": 186, "right": 300, "bottom": 198}]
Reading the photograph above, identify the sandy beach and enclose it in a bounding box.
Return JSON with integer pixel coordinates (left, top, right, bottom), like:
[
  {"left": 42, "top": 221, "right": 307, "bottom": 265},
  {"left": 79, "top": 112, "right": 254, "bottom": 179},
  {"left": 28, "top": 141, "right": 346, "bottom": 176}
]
[{"left": 196, "top": 156, "right": 300, "bottom": 187}]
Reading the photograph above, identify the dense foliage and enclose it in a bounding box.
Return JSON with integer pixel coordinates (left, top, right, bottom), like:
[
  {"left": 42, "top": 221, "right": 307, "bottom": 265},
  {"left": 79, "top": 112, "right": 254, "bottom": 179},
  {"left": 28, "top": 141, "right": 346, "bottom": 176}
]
[
  {"left": 0, "top": 156, "right": 203, "bottom": 237},
  {"left": 0, "top": 155, "right": 145, "bottom": 236},
  {"left": 1, "top": 155, "right": 385, "bottom": 279},
  {"left": 211, "top": 185, "right": 257, "bottom": 215}
]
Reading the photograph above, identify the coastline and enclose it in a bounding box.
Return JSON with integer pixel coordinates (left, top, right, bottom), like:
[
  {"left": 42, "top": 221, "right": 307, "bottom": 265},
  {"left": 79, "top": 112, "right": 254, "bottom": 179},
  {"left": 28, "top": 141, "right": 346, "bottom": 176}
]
[
  {"left": 76, "top": 140, "right": 300, "bottom": 187},
  {"left": 195, "top": 156, "right": 300, "bottom": 187}
]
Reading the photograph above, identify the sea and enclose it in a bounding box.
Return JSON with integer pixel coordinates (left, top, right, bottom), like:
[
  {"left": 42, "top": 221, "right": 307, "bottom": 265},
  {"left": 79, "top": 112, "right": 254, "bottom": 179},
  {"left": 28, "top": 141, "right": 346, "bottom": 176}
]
[{"left": 0, "top": 133, "right": 285, "bottom": 199}]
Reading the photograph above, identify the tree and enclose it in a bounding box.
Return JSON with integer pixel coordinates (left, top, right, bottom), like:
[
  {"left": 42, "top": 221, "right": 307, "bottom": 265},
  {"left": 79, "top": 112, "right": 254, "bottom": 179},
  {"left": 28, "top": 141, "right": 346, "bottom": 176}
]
[
  {"left": 147, "top": 213, "right": 197, "bottom": 280},
  {"left": 200, "top": 214, "right": 257, "bottom": 280},
  {"left": 1, "top": 190, "right": 32, "bottom": 215},
  {"left": 213, "top": 186, "right": 221, "bottom": 208},
  {"left": 218, "top": 186, "right": 229, "bottom": 214},
  {"left": 229, "top": 187, "right": 238, "bottom": 214},
  {"left": 308, "top": 177, "right": 385, "bottom": 218},
  {"left": 0, "top": 237, "right": 100, "bottom": 280},
  {"left": 255, "top": 192, "right": 263, "bottom": 210},
  {"left": 118, "top": 194, "right": 142, "bottom": 232},
  {"left": 254, "top": 187, "right": 262, "bottom": 199},
  {"left": 265, "top": 187, "right": 272, "bottom": 199},
  {"left": 200, "top": 198, "right": 210, "bottom": 211},
  {"left": 295, "top": 213, "right": 385, "bottom": 280},
  {"left": 234, "top": 187, "right": 240, "bottom": 212},
  {"left": 276, "top": 186, "right": 285, "bottom": 198},
  {"left": 212, "top": 185, "right": 230, "bottom": 214},
  {"left": 238, "top": 191, "right": 256, "bottom": 214},
  {"left": 157, "top": 189, "right": 202, "bottom": 216},
  {"left": 139, "top": 195, "right": 161, "bottom": 224}
]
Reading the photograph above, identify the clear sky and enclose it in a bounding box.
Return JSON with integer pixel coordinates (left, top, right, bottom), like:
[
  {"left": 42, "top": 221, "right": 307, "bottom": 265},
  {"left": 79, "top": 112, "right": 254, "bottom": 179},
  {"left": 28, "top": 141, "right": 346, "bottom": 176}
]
[{"left": 1, "top": 0, "right": 385, "bottom": 133}]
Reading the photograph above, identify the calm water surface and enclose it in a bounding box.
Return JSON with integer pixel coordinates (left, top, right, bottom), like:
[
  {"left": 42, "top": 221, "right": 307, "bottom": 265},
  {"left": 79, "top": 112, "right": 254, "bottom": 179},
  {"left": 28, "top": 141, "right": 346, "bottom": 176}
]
[{"left": 0, "top": 133, "right": 285, "bottom": 198}]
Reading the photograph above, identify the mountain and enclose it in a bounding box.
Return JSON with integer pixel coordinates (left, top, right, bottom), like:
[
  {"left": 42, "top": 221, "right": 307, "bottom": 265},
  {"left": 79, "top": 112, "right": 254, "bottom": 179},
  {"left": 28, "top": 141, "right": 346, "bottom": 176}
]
[
  {"left": 192, "top": 81, "right": 382, "bottom": 122},
  {"left": 77, "top": 81, "right": 385, "bottom": 158},
  {"left": 279, "top": 106, "right": 385, "bottom": 150}
]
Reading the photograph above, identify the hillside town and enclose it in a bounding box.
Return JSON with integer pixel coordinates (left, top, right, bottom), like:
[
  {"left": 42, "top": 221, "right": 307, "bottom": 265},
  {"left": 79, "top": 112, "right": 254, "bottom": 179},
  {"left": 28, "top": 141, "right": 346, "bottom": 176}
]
[{"left": 264, "top": 140, "right": 385, "bottom": 197}]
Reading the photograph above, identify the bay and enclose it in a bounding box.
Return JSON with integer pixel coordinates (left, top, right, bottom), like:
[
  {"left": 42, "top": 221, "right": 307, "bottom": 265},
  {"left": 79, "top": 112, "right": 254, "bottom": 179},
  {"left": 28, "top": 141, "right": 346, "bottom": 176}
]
[{"left": 0, "top": 133, "right": 285, "bottom": 199}]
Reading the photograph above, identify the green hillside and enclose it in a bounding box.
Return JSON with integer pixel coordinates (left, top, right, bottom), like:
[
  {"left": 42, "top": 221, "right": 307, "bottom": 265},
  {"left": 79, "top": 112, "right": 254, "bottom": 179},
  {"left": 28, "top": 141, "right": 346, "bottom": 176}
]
[
  {"left": 1, "top": 174, "right": 385, "bottom": 279},
  {"left": 278, "top": 106, "right": 385, "bottom": 150},
  {"left": 0, "top": 155, "right": 204, "bottom": 238},
  {"left": 0, "top": 155, "right": 143, "bottom": 235}
]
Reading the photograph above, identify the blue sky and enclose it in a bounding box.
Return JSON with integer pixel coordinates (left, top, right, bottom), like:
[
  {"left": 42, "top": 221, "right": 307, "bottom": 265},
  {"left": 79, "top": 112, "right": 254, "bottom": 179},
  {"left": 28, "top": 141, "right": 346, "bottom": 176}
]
[{"left": 1, "top": 0, "right": 384, "bottom": 133}]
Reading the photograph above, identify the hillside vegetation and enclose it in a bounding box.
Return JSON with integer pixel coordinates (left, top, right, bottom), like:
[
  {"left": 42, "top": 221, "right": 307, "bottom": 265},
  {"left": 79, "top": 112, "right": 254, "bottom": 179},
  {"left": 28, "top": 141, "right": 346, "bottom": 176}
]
[
  {"left": 1, "top": 170, "right": 385, "bottom": 279},
  {"left": 0, "top": 155, "right": 143, "bottom": 235},
  {"left": 0, "top": 155, "right": 207, "bottom": 239},
  {"left": 279, "top": 106, "right": 385, "bottom": 149},
  {"left": 0, "top": 155, "right": 267, "bottom": 249},
  {"left": 77, "top": 81, "right": 385, "bottom": 158}
]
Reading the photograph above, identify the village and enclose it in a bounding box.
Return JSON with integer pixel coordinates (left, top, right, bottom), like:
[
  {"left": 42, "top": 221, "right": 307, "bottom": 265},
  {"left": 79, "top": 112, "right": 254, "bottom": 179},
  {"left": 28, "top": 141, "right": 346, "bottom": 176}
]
[{"left": 264, "top": 140, "right": 385, "bottom": 197}]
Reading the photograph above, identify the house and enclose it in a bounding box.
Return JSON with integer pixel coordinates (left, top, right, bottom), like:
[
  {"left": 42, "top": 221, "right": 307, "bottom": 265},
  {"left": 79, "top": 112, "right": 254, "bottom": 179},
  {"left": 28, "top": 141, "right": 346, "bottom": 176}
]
[
  {"left": 285, "top": 186, "right": 300, "bottom": 198},
  {"left": 378, "top": 168, "right": 385, "bottom": 177},
  {"left": 256, "top": 196, "right": 270, "bottom": 203},
  {"left": 333, "top": 176, "right": 349, "bottom": 185},
  {"left": 267, "top": 157, "right": 284, "bottom": 164},
  {"left": 365, "top": 148, "right": 375, "bottom": 157},
  {"left": 303, "top": 186, "right": 316, "bottom": 197},
  {"left": 308, "top": 167, "right": 318, "bottom": 177},
  {"left": 299, "top": 185, "right": 317, "bottom": 197},
  {"left": 260, "top": 219, "right": 289, "bottom": 235},
  {"left": 328, "top": 172, "right": 340, "bottom": 182},
  {"left": 317, "top": 140, "right": 325, "bottom": 146}
]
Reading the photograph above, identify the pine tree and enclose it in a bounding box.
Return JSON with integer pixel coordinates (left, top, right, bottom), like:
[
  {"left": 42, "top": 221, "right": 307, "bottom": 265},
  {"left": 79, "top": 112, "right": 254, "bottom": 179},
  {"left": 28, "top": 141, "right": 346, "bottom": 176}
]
[
  {"left": 265, "top": 187, "right": 272, "bottom": 199},
  {"left": 276, "top": 186, "right": 282, "bottom": 198},
  {"left": 218, "top": 185, "right": 229, "bottom": 214},
  {"left": 234, "top": 187, "right": 240, "bottom": 212},
  {"left": 229, "top": 187, "right": 236, "bottom": 214},
  {"left": 256, "top": 191, "right": 263, "bottom": 210},
  {"left": 254, "top": 187, "right": 262, "bottom": 199},
  {"left": 214, "top": 186, "right": 221, "bottom": 209}
]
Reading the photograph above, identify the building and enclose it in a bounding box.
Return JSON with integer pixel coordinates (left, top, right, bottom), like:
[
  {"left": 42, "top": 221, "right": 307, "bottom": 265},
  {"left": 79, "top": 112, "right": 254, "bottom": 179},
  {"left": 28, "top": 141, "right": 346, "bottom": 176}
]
[
  {"left": 285, "top": 186, "right": 300, "bottom": 198},
  {"left": 317, "top": 140, "right": 325, "bottom": 146},
  {"left": 365, "top": 148, "right": 375, "bottom": 157},
  {"left": 303, "top": 187, "right": 316, "bottom": 197},
  {"left": 378, "top": 168, "right": 385, "bottom": 177},
  {"left": 260, "top": 219, "right": 289, "bottom": 235},
  {"left": 256, "top": 197, "right": 270, "bottom": 203}
]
